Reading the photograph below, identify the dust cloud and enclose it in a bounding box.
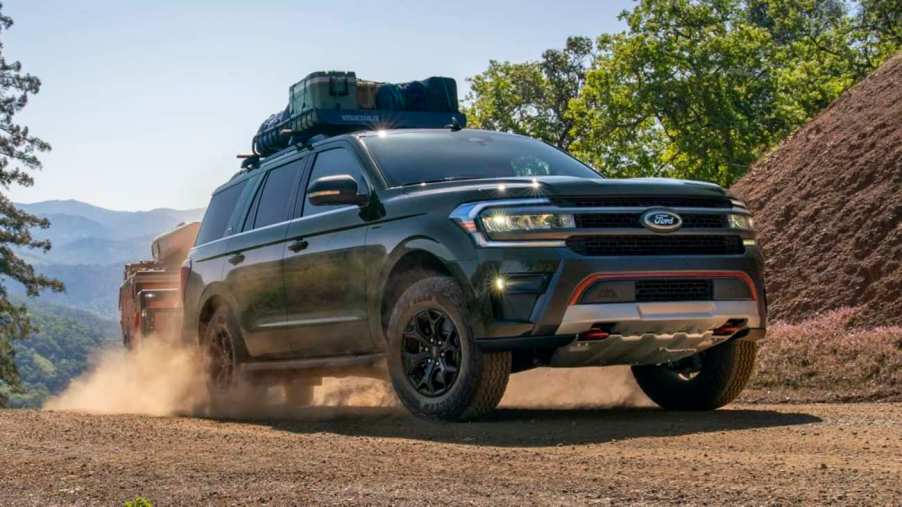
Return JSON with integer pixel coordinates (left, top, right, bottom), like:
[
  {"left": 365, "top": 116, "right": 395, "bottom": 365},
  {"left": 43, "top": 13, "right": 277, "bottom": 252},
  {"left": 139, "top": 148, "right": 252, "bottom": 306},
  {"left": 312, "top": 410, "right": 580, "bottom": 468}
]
[
  {"left": 44, "top": 334, "right": 648, "bottom": 418},
  {"left": 501, "top": 366, "right": 652, "bottom": 408},
  {"left": 44, "top": 335, "right": 208, "bottom": 416},
  {"left": 43, "top": 335, "right": 398, "bottom": 419}
]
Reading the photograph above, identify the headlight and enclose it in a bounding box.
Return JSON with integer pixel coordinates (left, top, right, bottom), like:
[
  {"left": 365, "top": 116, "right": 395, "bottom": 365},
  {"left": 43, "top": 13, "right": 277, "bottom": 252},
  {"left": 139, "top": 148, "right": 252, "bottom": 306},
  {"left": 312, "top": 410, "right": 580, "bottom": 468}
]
[
  {"left": 480, "top": 212, "right": 575, "bottom": 233},
  {"left": 727, "top": 213, "right": 755, "bottom": 231}
]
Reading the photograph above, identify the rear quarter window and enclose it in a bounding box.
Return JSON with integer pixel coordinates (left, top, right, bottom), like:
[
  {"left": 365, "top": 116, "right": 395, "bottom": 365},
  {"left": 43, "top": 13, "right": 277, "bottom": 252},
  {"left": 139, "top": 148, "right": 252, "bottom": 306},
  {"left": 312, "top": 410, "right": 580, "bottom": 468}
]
[{"left": 195, "top": 181, "right": 247, "bottom": 245}]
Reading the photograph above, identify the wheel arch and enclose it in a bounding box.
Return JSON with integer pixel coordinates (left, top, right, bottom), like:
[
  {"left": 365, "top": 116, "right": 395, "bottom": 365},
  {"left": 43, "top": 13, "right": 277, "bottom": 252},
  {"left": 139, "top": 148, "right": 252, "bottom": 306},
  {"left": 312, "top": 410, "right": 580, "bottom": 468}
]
[
  {"left": 375, "top": 238, "right": 473, "bottom": 342},
  {"left": 195, "top": 284, "right": 239, "bottom": 347}
]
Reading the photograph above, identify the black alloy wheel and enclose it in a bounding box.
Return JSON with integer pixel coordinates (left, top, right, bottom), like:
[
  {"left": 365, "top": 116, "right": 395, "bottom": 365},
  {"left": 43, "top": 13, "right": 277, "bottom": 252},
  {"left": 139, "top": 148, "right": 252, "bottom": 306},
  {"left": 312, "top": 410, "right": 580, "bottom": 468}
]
[
  {"left": 205, "top": 312, "right": 237, "bottom": 391},
  {"left": 402, "top": 308, "right": 462, "bottom": 397}
]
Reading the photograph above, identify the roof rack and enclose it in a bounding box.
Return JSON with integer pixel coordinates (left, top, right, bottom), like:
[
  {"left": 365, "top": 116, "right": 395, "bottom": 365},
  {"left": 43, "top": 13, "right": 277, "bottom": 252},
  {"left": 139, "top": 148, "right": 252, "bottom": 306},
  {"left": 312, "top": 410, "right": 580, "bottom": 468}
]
[{"left": 252, "top": 108, "right": 467, "bottom": 159}]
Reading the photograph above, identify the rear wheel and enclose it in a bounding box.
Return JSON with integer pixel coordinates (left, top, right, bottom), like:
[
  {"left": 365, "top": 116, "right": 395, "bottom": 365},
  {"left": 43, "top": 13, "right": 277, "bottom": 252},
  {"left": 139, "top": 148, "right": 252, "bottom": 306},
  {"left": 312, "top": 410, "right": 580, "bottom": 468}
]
[
  {"left": 631, "top": 339, "right": 757, "bottom": 410},
  {"left": 202, "top": 306, "right": 241, "bottom": 396},
  {"left": 387, "top": 276, "right": 510, "bottom": 421}
]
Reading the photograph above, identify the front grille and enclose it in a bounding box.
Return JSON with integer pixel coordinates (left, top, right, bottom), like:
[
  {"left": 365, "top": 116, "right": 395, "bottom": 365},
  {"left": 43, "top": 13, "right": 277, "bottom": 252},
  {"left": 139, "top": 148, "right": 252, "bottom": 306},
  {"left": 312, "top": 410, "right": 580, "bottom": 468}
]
[
  {"left": 574, "top": 213, "right": 727, "bottom": 229},
  {"left": 681, "top": 214, "right": 727, "bottom": 228},
  {"left": 553, "top": 196, "right": 732, "bottom": 209},
  {"left": 566, "top": 235, "right": 744, "bottom": 256},
  {"left": 635, "top": 279, "right": 713, "bottom": 302},
  {"left": 574, "top": 213, "right": 639, "bottom": 228}
]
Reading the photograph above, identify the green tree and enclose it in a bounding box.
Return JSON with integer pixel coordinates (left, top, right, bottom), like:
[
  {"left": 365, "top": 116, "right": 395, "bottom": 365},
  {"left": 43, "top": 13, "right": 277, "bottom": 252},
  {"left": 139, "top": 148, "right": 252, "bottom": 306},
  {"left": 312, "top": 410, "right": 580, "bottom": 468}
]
[
  {"left": 0, "top": 3, "right": 63, "bottom": 407},
  {"left": 465, "top": 36, "right": 594, "bottom": 150},
  {"left": 467, "top": 0, "right": 900, "bottom": 185},
  {"left": 569, "top": 0, "right": 877, "bottom": 185},
  {"left": 854, "top": 0, "right": 902, "bottom": 60}
]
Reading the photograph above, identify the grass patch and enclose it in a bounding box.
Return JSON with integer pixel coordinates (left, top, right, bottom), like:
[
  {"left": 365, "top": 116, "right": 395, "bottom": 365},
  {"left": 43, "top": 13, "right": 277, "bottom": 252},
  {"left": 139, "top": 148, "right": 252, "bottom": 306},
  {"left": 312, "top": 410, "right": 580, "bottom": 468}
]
[{"left": 743, "top": 308, "right": 902, "bottom": 403}]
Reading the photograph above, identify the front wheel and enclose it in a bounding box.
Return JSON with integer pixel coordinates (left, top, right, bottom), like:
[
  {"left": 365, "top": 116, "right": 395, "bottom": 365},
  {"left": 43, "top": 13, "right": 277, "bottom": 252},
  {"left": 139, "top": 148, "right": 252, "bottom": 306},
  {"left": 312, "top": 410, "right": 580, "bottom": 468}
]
[
  {"left": 631, "top": 339, "right": 757, "bottom": 410},
  {"left": 387, "top": 276, "right": 511, "bottom": 421}
]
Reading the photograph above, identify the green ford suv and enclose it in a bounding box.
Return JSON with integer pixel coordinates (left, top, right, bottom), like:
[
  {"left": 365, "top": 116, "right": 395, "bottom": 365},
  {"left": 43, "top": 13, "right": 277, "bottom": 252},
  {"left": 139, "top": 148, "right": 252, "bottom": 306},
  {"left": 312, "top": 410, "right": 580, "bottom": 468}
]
[{"left": 181, "top": 128, "right": 766, "bottom": 421}]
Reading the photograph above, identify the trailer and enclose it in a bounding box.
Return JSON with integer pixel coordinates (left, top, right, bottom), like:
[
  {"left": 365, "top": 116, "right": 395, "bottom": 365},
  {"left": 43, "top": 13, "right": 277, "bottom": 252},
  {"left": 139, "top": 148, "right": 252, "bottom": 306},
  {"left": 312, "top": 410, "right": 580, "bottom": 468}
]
[{"left": 119, "top": 222, "right": 199, "bottom": 348}]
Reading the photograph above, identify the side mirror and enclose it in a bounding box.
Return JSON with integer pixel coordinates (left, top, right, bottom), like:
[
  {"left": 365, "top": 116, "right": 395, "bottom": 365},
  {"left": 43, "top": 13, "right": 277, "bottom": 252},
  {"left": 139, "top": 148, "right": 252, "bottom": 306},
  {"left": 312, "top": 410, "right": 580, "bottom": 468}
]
[{"left": 307, "top": 174, "right": 368, "bottom": 206}]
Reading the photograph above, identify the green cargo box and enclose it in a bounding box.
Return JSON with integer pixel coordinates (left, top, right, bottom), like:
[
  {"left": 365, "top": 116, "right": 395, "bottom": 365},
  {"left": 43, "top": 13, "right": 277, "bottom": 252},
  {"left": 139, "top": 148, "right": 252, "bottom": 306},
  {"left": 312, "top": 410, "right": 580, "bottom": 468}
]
[{"left": 290, "top": 71, "right": 358, "bottom": 115}]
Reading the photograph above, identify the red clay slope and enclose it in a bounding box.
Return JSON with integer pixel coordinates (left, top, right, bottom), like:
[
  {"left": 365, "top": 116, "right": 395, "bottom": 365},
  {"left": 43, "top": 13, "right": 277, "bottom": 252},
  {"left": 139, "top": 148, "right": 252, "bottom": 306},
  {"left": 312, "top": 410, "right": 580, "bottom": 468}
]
[{"left": 731, "top": 53, "right": 902, "bottom": 327}]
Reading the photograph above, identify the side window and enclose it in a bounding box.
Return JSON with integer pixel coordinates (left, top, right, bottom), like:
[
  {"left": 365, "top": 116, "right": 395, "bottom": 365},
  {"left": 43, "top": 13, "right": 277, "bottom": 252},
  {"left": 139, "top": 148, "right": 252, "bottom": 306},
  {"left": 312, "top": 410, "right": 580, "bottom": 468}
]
[
  {"left": 301, "top": 148, "right": 367, "bottom": 217},
  {"left": 249, "top": 163, "right": 301, "bottom": 229},
  {"left": 196, "top": 180, "right": 247, "bottom": 245}
]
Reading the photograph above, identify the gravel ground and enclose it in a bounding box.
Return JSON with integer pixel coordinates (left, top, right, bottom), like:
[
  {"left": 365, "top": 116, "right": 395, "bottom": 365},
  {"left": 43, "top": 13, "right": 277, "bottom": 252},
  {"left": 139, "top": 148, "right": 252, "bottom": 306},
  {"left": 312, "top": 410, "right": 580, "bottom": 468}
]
[{"left": 1, "top": 403, "right": 900, "bottom": 506}]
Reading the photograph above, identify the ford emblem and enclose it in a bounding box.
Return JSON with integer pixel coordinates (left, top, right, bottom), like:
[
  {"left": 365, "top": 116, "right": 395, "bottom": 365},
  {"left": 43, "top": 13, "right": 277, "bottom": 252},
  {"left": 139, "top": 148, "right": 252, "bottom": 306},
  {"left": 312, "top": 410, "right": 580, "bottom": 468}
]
[{"left": 641, "top": 210, "right": 682, "bottom": 232}]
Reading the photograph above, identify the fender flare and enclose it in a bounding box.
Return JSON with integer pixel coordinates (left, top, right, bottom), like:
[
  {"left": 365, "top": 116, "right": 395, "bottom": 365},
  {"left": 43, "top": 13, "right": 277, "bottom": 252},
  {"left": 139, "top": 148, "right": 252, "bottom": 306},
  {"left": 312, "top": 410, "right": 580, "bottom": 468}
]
[
  {"left": 372, "top": 236, "right": 480, "bottom": 343},
  {"left": 192, "top": 283, "right": 240, "bottom": 346}
]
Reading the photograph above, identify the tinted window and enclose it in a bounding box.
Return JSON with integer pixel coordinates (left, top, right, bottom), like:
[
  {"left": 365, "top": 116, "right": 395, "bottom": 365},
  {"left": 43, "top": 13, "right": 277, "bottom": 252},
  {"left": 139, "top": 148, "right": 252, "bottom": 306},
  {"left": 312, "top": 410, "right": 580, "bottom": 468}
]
[
  {"left": 302, "top": 148, "right": 367, "bottom": 217},
  {"left": 362, "top": 131, "right": 601, "bottom": 186},
  {"left": 196, "top": 181, "right": 247, "bottom": 245},
  {"left": 251, "top": 163, "right": 300, "bottom": 229}
]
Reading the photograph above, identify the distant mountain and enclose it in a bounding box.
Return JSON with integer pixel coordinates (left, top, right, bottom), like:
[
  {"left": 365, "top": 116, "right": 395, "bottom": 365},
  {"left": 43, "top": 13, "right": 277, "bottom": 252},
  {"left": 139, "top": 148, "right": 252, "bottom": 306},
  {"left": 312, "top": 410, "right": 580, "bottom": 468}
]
[
  {"left": 15, "top": 199, "right": 204, "bottom": 266},
  {"left": 8, "top": 199, "right": 205, "bottom": 318},
  {"left": 14, "top": 263, "right": 124, "bottom": 318},
  {"left": 18, "top": 199, "right": 205, "bottom": 241}
]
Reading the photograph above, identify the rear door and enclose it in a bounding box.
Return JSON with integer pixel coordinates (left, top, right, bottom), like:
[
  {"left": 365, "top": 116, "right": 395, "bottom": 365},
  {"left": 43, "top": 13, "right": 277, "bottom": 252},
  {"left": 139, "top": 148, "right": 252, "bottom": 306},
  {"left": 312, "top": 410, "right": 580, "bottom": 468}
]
[
  {"left": 281, "top": 144, "right": 375, "bottom": 357},
  {"left": 222, "top": 158, "right": 306, "bottom": 357}
]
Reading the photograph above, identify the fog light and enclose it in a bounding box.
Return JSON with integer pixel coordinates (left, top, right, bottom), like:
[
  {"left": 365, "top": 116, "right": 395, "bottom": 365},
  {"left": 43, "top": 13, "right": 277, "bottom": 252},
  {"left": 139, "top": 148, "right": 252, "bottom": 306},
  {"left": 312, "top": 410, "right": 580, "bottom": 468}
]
[{"left": 494, "top": 277, "right": 506, "bottom": 291}]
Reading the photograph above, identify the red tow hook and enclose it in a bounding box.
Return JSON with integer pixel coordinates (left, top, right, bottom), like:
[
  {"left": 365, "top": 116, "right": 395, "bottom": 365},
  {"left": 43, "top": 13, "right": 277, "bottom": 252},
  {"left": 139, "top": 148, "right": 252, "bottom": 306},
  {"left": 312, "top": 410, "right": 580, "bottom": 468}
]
[
  {"left": 713, "top": 319, "right": 746, "bottom": 336},
  {"left": 577, "top": 329, "right": 610, "bottom": 341}
]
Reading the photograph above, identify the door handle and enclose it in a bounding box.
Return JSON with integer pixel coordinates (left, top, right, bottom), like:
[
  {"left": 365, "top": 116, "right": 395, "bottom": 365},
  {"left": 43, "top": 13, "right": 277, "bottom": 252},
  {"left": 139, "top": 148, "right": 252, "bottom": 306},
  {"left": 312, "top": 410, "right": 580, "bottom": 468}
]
[
  {"left": 228, "top": 253, "right": 245, "bottom": 265},
  {"left": 288, "top": 239, "right": 309, "bottom": 253}
]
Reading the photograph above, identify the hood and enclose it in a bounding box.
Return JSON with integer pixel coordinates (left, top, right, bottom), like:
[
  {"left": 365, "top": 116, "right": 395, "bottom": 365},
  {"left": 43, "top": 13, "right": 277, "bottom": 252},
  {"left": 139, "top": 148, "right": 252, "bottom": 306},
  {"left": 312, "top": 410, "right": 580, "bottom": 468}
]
[
  {"left": 397, "top": 175, "right": 732, "bottom": 202},
  {"left": 533, "top": 176, "right": 730, "bottom": 199}
]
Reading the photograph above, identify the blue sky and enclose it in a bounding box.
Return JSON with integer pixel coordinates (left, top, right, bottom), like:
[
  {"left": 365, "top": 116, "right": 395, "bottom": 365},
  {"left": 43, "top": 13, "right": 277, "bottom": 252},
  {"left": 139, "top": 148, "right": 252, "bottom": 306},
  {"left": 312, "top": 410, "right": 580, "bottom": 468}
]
[{"left": 6, "top": 0, "right": 632, "bottom": 211}]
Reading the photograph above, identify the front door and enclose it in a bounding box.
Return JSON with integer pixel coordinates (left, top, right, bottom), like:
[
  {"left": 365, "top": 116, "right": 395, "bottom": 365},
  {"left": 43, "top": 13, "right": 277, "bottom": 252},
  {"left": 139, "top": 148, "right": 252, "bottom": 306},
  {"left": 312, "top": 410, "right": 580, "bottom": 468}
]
[{"left": 281, "top": 146, "right": 374, "bottom": 357}]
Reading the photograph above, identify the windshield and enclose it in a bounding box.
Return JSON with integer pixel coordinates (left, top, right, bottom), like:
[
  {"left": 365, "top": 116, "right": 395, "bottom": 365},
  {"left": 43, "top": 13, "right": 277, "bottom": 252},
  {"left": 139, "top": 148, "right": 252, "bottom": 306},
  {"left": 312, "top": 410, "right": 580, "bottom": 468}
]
[{"left": 362, "top": 130, "right": 602, "bottom": 187}]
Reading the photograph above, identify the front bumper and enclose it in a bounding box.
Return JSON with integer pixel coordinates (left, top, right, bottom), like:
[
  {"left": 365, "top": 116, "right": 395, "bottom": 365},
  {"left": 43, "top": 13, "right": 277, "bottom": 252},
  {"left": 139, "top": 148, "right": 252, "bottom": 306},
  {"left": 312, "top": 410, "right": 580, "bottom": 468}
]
[
  {"left": 464, "top": 244, "right": 767, "bottom": 366},
  {"left": 557, "top": 300, "right": 761, "bottom": 335}
]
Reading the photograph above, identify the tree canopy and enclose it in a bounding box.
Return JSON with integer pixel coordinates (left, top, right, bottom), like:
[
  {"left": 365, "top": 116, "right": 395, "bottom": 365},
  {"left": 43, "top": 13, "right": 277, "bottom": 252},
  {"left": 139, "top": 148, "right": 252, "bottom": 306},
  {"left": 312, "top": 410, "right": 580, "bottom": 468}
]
[
  {"left": 465, "top": 36, "right": 595, "bottom": 151},
  {"left": 0, "top": 3, "right": 63, "bottom": 407},
  {"left": 466, "top": 0, "right": 901, "bottom": 186}
]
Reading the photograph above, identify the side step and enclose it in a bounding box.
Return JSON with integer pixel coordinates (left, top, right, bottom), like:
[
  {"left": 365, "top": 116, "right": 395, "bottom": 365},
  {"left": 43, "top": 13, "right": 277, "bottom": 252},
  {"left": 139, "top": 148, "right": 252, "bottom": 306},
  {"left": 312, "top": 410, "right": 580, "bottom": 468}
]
[{"left": 240, "top": 353, "right": 386, "bottom": 381}]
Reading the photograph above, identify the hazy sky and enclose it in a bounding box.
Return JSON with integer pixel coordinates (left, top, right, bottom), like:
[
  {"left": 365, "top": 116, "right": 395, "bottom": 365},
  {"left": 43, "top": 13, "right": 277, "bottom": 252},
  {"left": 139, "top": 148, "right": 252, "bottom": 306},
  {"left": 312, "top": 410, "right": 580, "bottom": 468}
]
[{"left": 5, "top": 0, "right": 631, "bottom": 211}]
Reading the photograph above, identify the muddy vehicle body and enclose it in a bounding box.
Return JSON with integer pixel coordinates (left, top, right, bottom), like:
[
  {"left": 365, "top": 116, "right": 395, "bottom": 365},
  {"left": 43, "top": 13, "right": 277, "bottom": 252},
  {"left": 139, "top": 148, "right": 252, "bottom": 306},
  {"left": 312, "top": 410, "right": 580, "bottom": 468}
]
[
  {"left": 119, "top": 222, "right": 198, "bottom": 348},
  {"left": 182, "top": 129, "right": 766, "bottom": 420}
]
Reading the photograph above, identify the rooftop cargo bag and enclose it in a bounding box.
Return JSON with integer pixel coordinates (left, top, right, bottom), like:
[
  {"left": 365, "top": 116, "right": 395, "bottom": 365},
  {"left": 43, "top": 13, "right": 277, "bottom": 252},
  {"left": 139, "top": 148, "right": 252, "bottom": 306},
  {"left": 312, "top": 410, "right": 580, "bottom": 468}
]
[
  {"left": 290, "top": 71, "right": 358, "bottom": 115},
  {"left": 375, "top": 83, "right": 403, "bottom": 110},
  {"left": 253, "top": 107, "right": 291, "bottom": 157},
  {"left": 422, "top": 76, "right": 459, "bottom": 112},
  {"left": 252, "top": 72, "right": 467, "bottom": 158},
  {"left": 399, "top": 81, "right": 428, "bottom": 111}
]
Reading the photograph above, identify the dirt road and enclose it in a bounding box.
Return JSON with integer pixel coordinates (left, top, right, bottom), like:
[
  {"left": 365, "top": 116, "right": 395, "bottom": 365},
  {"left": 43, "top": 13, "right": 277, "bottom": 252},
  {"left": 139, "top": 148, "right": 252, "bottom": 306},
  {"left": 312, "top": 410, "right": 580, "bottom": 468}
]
[{"left": 1, "top": 403, "right": 899, "bottom": 506}]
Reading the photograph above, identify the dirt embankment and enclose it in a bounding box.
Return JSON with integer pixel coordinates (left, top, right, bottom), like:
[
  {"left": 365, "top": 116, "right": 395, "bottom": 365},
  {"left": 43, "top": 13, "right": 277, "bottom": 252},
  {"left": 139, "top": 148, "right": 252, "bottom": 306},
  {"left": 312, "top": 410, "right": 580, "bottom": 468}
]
[{"left": 731, "top": 53, "right": 902, "bottom": 327}]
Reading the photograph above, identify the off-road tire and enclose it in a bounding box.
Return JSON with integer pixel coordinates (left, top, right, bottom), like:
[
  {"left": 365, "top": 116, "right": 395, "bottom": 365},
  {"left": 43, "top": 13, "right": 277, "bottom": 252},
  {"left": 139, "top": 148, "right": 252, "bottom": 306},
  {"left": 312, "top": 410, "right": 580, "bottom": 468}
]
[
  {"left": 202, "top": 305, "right": 242, "bottom": 398},
  {"left": 632, "top": 339, "right": 757, "bottom": 410},
  {"left": 387, "top": 276, "right": 510, "bottom": 421}
]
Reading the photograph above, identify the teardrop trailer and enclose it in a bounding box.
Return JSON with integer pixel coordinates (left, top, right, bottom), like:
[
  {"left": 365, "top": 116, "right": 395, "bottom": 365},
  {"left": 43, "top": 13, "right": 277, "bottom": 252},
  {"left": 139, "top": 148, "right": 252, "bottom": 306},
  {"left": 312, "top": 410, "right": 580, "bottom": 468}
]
[{"left": 172, "top": 71, "right": 766, "bottom": 421}]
